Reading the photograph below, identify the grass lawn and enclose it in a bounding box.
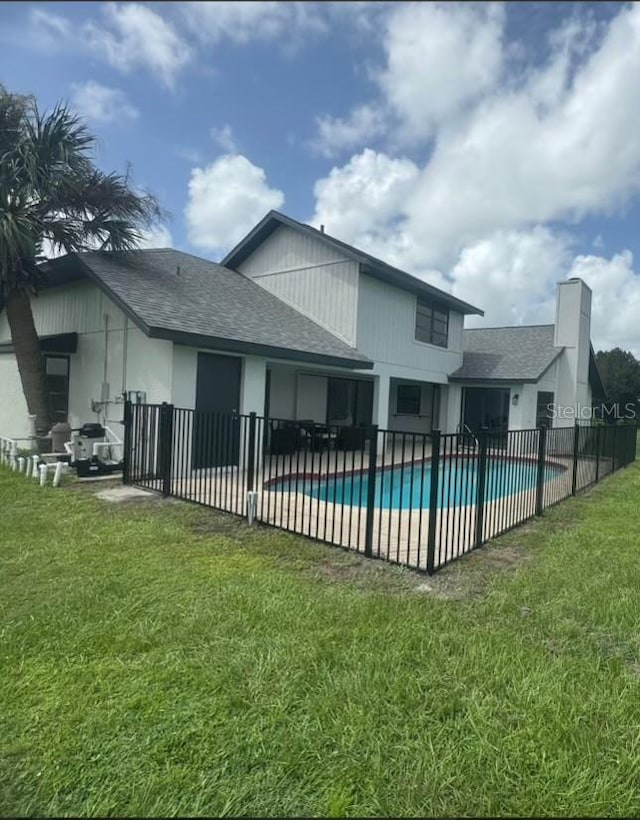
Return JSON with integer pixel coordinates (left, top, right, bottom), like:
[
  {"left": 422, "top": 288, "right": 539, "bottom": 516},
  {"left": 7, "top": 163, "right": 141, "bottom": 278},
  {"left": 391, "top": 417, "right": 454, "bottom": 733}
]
[{"left": 3, "top": 465, "right": 640, "bottom": 818}]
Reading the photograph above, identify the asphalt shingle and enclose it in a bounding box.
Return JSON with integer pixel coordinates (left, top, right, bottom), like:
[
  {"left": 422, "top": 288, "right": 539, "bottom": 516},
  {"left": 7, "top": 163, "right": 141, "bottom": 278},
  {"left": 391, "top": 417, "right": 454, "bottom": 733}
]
[
  {"left": 450, "top": 325, "right": 562, "bottom": 382},
  {"left": 68, "top": 249, "right": 372, "bottom": 369}
]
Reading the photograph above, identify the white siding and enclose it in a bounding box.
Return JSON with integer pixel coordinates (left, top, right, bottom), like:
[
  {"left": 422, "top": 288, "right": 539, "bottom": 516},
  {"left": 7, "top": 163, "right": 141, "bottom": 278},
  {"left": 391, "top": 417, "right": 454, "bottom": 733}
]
[
  {"left": 0, "top": 355, "right": 30, "bottom": 438},
  {"left": 0, "top": 280, "right": 121, "bottom": 342},
  {"left": 0, "top": 281, "right": 173, "bottom": 439},
  {"left": 356, "top": 273, "right": 464, "bottom": 382},
  {"left": 237, "top": 224, "right": 359, "bottom": 345}
]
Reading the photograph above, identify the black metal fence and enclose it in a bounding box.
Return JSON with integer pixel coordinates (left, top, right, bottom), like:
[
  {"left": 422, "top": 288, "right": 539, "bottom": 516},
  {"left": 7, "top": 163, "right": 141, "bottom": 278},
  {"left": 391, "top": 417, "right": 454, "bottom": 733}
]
[{"left": 124, "top": 401, "right": 637, "bottom": 574}]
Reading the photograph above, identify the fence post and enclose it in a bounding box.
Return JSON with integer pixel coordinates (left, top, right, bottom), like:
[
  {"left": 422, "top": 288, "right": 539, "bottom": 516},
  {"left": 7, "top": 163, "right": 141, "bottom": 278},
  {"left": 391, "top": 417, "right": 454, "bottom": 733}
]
[
  {"left": 571, "top": 421, "right": 580, "bottom": 496},
  {"left": 159, "top": 402, "right": 174, "bottom": 497},
  {"left": 535, "top": 425, "right": 547, "bottom": 516},
  {"left": 474, "top": 427, "right": 488, "bottom": 550},
  {"left": 247, "top": 412, "right": 257, "bottom": 493},
  {"left": 425, "top": 430, "right": 441, "bottom": 574},
  {"left": 595, "top": 424, "right": 601, "bottom": 483},
  {"left": 612, "top": 423, "right": 618, "bottom": 471},
  {"left": 123, "top": 399, "right": 132, "bottom": 485},
  {"left": 363, "top": 424, "right": 379, "bottom": 558}
]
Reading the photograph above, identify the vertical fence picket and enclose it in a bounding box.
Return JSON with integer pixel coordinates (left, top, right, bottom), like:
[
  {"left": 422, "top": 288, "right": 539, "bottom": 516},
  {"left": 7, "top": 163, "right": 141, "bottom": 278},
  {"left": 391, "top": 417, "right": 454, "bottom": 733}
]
[
  {"left": 364, "top": 425, "right": 378, "bottom": 558},
  {"left": 535, "top": 426, "right": 547, "bottom": 516},
  {"left": 123, "top": 404, "right": 638, "bottom": 577},
  {"left": 426, "top": 429, "right": 441, "bottom": 575},
  {"left": 475, "top": 427, "right": 488, "bottom": 549},
  {"left": 571, "top": 422, "right": 580, "bottom": 496}
]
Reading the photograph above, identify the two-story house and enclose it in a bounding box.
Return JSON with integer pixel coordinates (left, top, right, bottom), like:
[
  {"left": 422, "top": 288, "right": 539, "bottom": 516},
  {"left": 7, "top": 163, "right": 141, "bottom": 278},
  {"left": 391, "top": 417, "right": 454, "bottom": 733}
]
[{"left": 0, "top": 210, "right": 605, "bottom": 450}]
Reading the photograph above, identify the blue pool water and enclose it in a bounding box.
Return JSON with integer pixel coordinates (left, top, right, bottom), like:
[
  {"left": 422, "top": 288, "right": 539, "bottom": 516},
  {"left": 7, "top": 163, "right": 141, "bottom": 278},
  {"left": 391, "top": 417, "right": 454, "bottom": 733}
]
[{"left": 267, "top": 457, "right": 565, "bottom": 510}]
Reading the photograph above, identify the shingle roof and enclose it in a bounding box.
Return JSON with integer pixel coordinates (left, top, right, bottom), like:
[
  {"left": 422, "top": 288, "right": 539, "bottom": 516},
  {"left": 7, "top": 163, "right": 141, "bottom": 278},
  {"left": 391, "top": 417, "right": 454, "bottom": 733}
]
[
  {"left": 222, "top": 210, "right": 484, "bottom": 316},
  {"left": 449, "top": 325, "right": 562, "bottom": 382},
  {"left": 43, "top": 249, "right": 373, "bottom": 370}
]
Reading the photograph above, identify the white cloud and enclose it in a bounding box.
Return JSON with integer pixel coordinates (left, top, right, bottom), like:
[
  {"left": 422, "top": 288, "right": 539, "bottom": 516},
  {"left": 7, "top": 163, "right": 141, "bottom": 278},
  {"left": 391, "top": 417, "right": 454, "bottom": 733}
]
[
  {"left": 313, "top": 105, "right": 388, "bottom": 158},
  {"left": 28, "top": 8, "right": 71, "bottom": 48},
  {"left": 397, "top": 4, "right": 640, "bottom": 266},
  {"left": 310, "top": 2, "right": 640, "bottom": 337},
  {"left": 211, "top": 124, "right": 237, "bottom": 154},
  {"left": 185, "top": 154, "right": 284, "bottom": 254},
  {"left": 70, "top": 81, "right": 138, "bottom": 124},
  {"left": 311, "top": 2, "right": 506, "bottom": 156},
  {"left": 312, "top": 149, "right": 420, "bottom": 268},
  {"left": 84, "top": 3, "right": 192, "bottom": 87},
  {"left": 180, "top": 1, "right": 327, "bottom": 48},
  {"left": 378, "top": 1, "right": 506, "bottom": 142},
  {"left": 137, "top": 224, "right": 174, "bottom": 249},
  {"left": 569, "top": 251, "right": 640, "bottom": 355},
  {"left": 447, "top": 227, "right": 573, "bottom": 328},
  {"left": 448, "top": 233, "right": 640, "bottom": 356}
]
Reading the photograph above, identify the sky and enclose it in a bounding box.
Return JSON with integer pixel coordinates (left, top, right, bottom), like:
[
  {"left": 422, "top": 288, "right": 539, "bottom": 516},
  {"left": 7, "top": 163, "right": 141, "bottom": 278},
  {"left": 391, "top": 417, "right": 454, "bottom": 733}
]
[{"left": 2, "top": 1, "right": 640, "bottom": 354}]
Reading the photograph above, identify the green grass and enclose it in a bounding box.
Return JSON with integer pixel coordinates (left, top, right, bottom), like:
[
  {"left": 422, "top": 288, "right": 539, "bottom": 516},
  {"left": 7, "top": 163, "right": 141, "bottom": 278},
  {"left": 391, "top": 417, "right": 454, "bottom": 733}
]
[{"left": 3, "top": 466, "right": 640, "bottom": 817}]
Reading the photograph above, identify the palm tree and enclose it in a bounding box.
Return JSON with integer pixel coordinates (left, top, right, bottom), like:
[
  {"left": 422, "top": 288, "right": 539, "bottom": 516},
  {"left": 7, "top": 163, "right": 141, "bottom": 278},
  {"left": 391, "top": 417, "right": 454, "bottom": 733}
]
[{"left": 0, "top": 85, "right": 163, "bottom": 436}]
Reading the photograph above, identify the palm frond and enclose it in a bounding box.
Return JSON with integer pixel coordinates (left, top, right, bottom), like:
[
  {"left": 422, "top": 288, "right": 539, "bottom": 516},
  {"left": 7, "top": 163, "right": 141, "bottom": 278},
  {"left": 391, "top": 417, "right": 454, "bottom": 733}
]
[{"left": 0, "top": 85, "right": 166, "bottom": 291}]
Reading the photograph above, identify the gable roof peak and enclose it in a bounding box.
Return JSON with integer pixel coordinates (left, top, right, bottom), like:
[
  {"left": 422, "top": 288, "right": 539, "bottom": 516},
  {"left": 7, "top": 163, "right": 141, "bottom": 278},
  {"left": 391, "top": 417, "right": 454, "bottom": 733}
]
[{"left": 222, "top": 210, "right": 484, "bottom": 317}]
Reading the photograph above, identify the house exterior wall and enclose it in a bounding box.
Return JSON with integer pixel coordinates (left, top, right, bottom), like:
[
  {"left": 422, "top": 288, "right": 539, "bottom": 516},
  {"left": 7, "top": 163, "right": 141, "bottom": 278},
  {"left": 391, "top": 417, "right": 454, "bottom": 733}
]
[
  {"left": 234, "top": 225, "right": 468, "bottom": 435},
  {"left": 0, "top": 355, "right": 30, "bottom": 438},
  {"left": 0, "top": 281, "right": 173, "bottom": 441},
  {"left": 388, "top": 379, "right": 438, "bottom": 435},
  {"left": 170, "top": 346, "right": 266, "bottom": 417},
  {"left": 356, "top": 274, "right": 464, "bottom": 435},
  {"left": 356, "top": 273, "right": 464, "bottom": 381},
  {"left": 237, "top": 224, "right": 360, "bottom": 345}
]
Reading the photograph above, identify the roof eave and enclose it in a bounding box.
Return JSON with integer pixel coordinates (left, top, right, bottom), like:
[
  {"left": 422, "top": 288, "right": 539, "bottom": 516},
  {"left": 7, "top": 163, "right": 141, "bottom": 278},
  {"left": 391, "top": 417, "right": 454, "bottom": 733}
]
[
  {"left": 59, "top": 253, "right": 153, "bottom": 338},
  {"left": 147, "top": 326, "right": 374, "bottom": 370},
  {"left": 448, "top": 376, "right": 541, "bottom": 384},
  {"left": 221, "top": 210, "right": 282, "bottom": 268},
  {"left": 359, "top": 262, "right": 483, "bottom": 316}
]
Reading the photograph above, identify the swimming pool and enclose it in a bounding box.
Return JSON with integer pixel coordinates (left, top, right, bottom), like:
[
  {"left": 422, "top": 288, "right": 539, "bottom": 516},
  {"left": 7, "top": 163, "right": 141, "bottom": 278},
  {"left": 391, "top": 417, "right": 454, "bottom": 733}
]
[{"left": 266, "top": 456, "right": 565, "bottom": 510}]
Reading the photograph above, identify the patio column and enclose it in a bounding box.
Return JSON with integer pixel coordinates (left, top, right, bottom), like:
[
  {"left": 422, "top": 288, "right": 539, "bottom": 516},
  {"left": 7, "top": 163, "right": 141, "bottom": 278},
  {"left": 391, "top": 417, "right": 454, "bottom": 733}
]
[
  {"left": 373, "top": 372, "right": 391, "bottom": 431},
  {"left": 240, "top": 356, "right": 267, "bottom": 416},
  {"left": 240, "top": 357, "right": 267, "bottom": 476}
]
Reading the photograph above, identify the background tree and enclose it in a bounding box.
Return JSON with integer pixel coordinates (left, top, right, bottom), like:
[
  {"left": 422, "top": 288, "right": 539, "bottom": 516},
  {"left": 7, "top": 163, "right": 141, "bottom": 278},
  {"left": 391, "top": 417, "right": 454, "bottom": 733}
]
[
  {"left": 595, "top": 347, "right": 640, "bottom": 419},
  {"left": 0, "top": 85, "right": 163, "bottom": 435}
]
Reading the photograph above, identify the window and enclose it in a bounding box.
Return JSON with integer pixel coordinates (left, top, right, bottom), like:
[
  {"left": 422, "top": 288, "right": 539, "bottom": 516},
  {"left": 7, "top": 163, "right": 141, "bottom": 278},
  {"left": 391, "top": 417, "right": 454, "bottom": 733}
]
[
  {"left": 536, "top": 391, "right": 554, "bottom": 428},
  {"left": 45, "top": 356, "right": 69, "bottom": 424},
  {"left": 396, "top": 384, "right": 421, "bottom": 415},
  {"left": 415, "top": 297, "right": 449, "bottom": 347}
]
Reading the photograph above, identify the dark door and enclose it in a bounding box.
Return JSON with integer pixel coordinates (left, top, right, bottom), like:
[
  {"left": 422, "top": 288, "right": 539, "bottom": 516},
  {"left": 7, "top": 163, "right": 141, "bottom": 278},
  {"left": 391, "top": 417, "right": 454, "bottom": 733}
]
[
  {"left": 193, "top": 353, "right": 241, "bottom": 468},
  {"left": 463, "top": 388, "right": 510, "bottom": 433}
]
